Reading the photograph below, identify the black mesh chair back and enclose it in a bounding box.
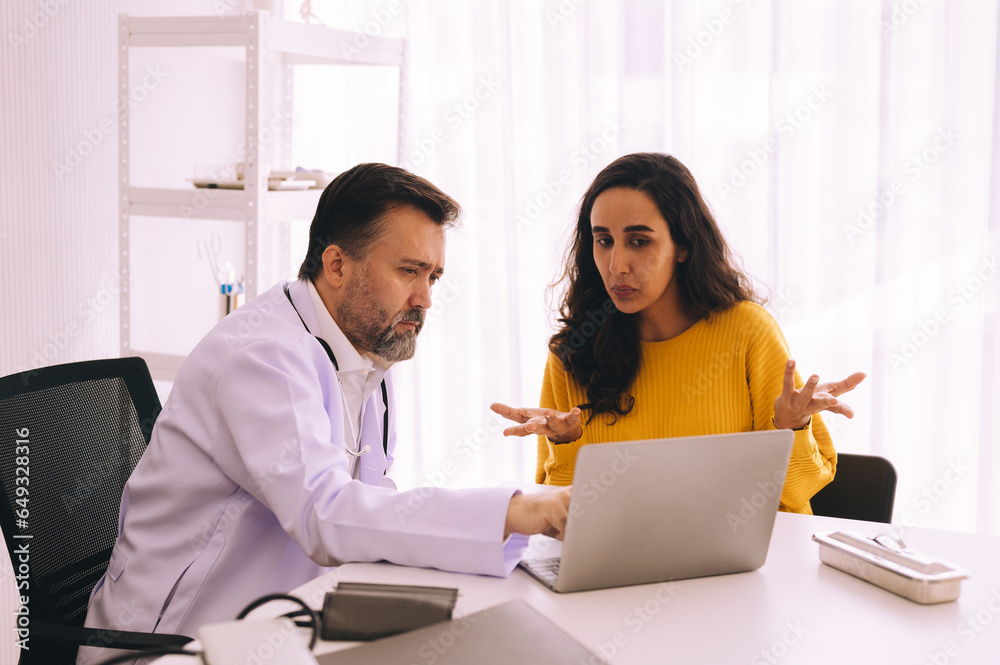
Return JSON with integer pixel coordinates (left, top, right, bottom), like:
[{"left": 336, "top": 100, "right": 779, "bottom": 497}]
[
  {"left": 809, "top": 453, "right": 897, "bottom": 524},
  {"left": 0, "top": 358, "right": 188, "bottom": 664}
]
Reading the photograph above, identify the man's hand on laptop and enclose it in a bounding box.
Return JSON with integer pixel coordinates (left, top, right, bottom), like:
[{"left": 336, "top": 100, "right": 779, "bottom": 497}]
[
  {"left": 490, "top": 403, "right": 583, "bottom": 444},
  {"left": 505, "top": 486, "right": 571, "bottom": 540}
]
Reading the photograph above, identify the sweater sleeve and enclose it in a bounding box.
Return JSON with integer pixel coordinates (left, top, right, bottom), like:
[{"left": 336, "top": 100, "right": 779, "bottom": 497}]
[
  {"left": 743, "top": 305, "right": 837, "bottom": 513},
  {"left": 537, "top": 360, "right": 554, "bottom": 484},
  {"left": 536, "top": 351, "right": 574, "bottom": 484}
]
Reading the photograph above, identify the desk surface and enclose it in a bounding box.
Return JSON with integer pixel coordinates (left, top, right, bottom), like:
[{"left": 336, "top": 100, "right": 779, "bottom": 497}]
[{"left": 162, "top": 512, "right": 1000, "bottom": 664}]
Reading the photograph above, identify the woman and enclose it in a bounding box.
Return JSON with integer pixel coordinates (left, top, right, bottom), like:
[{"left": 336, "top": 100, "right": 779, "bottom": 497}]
[{"left": 493, "top": 153, "right": 864, "bottom": 513}]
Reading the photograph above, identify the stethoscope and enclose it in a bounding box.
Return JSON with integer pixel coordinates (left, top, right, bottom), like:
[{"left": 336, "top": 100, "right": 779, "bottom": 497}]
[{"left": 283, "top": 283, "right": 389, "bottom": 466}]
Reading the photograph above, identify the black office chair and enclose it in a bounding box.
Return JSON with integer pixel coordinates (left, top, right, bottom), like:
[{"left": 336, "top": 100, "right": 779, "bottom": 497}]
[
  {"left": 809, "top": 453, "right": 897, "bottom": 524},
  {"left": 0, "top": 358, "right": 192, "bottom": 665}
]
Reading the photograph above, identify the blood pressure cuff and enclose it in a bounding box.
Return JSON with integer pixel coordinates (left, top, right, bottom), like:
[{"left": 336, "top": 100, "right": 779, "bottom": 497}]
[{"left": 321, "top": 582, "right": 459, "bottom": 641}]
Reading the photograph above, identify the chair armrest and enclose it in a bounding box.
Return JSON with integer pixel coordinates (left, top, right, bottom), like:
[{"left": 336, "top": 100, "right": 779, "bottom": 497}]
[{"left": 32, "top": 621, "right": 193, "bottom": 651}]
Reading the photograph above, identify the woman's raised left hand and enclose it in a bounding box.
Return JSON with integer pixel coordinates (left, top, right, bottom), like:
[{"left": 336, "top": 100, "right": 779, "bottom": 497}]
[
  {"left": 490, "top": 403, "right": 583, "bottom": 444},
  {"left": 772, "top": 359, "right": 866, "bottom": 430}
]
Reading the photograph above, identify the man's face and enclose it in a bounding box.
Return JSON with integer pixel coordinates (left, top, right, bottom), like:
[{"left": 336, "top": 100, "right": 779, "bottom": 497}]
[{"left": 336, "top": 205, "right": 445, "bottom": 363}]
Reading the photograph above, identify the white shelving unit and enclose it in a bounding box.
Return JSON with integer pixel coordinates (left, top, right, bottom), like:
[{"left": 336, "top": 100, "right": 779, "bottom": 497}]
[{"left": 118, "top": 11, "right": 406, "bottom": 379}]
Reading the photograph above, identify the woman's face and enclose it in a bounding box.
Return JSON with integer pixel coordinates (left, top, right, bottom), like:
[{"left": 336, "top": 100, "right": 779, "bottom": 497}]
[{"left": 590, "top": 187, "right": 687, "bottom": 318}]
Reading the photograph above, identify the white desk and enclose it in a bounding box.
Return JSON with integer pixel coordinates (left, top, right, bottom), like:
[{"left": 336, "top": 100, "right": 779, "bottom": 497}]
[{"left": 161, "top": 512, "right": 1000, "bottom": 664}]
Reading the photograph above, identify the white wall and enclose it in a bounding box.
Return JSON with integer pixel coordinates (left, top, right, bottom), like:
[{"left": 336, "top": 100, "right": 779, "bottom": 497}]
[
  {"left": 2, "top": 0, "right": 125, "bottom": 378},
  {"left": 0, "top": 1, "right": 256, "bottom": 660}
]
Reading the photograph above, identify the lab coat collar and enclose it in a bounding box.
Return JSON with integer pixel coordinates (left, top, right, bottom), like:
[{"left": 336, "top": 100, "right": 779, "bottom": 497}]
[{"left": 304, "top": 279, "right": 386, "bottom": 374}]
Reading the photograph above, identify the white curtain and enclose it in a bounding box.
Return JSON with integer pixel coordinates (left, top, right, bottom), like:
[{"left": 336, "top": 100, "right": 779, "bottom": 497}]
[{"left": 295, "top": 0, "right": 1000, "bottom": 536}]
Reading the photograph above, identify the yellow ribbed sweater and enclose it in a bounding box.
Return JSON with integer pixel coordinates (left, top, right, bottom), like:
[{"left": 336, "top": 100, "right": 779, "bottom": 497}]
[{"left": 536, "top": 301, "right": 836, "bottom": 514}]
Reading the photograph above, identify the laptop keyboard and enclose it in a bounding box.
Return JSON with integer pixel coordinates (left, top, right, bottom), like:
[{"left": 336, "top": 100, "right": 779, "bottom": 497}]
[{"left": 523, "top": 557, "right": 561, "bottom": 585}]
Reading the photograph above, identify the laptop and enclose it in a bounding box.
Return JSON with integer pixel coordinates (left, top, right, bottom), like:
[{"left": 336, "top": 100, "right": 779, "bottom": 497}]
[
  {"left": 317, "top": 600, "right": 608, "bottom": 665},
  {"left": 519, "top": 430, "right": 795, "bottom": 593}
]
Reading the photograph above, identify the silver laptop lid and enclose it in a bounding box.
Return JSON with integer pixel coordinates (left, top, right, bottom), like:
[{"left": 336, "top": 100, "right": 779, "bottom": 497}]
[{"left": 554, "top": 430, "right": 795, "bottom": 592}]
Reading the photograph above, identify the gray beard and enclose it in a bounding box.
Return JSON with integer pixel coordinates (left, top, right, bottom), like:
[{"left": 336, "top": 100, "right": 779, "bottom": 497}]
[{"left": 336, "top": 270, "right": 424, "bottom": 363}]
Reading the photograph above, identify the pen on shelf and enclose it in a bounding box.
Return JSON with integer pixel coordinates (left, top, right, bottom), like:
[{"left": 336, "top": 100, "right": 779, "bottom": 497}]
[{"left": 219, "top": 262, "right": 244, "bottom": 318}]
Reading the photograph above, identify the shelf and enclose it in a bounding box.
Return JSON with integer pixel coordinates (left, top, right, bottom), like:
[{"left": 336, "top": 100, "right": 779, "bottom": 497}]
[
  {"left": 126, "top": 14, "right": 404, "bottom": 67},
  {"left": 120, "top": 10, "right": 406, "bottom": 380},
  {"left": 129, "top": 187, "right": 321, "bottom": 222}
]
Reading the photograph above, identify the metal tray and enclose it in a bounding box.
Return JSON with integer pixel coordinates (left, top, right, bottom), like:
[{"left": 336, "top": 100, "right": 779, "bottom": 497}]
[{"left": 812, "top": 530, "right": 969, "bottom": 604}]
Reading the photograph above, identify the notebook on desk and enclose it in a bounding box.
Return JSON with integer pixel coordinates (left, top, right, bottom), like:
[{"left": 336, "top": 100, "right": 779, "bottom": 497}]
[{"left": 520, "top": 430, "right": 795, "bottom": 593}]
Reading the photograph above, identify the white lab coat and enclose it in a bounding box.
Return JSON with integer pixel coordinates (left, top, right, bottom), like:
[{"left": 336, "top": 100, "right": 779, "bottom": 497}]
[{"left": 79, "top": 280, "right": 525, "bottom": 662}]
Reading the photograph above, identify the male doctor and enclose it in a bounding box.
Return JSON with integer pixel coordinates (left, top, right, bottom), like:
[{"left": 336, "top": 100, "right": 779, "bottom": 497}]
[{"left": 79, "top": 163, "right": 570, "bottom": 663}]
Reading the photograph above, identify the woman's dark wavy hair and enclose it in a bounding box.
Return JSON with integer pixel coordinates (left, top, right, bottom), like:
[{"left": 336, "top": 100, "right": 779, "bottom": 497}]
[{"left": 549, "top": 152, "right": 761, "bottom": 423}]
